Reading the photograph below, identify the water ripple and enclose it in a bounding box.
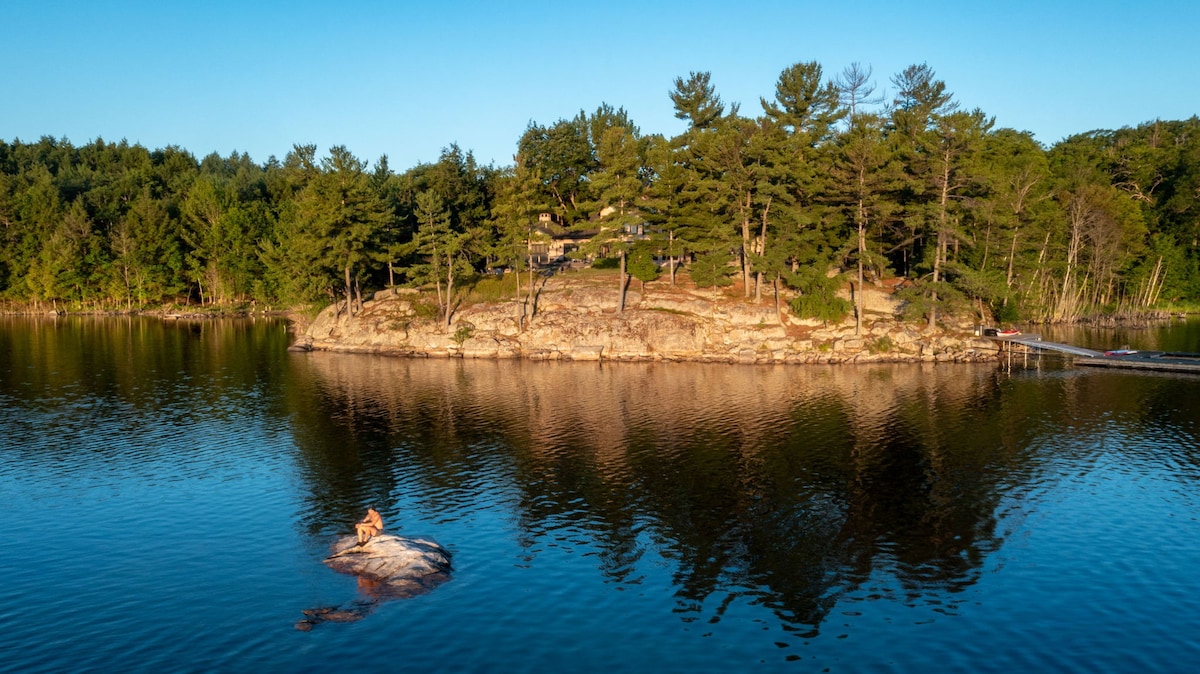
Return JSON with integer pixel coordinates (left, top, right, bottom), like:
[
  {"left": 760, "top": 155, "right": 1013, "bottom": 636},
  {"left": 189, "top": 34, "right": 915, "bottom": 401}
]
[{"left": 6, "top": 321, "right": 1200, "bottom": 672}]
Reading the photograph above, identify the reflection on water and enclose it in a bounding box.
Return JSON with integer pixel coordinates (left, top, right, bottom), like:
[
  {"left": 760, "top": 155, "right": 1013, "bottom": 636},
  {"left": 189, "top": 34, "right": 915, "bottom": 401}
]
[
  {"left": 283, "top": 353, "right": 1157, "bottom": 633},
  {"left": 4, "top": 316, "right": 1200, "bottom": 672},
  {"left": 1040, "top": 315, "right": 1200, "bottom": 353}
]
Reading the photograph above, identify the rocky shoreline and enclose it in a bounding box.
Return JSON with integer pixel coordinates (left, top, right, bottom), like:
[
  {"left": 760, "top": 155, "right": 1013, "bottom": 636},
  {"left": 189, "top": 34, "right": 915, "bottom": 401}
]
[{"left": 293, "top": 276, "right": 1001, "bottom": 365}]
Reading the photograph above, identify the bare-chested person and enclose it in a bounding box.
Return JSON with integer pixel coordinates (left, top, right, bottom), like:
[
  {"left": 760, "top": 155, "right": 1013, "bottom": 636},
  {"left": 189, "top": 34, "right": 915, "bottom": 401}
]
[{"left": 355, "top": 507, "right": 383, "bottom": 545}]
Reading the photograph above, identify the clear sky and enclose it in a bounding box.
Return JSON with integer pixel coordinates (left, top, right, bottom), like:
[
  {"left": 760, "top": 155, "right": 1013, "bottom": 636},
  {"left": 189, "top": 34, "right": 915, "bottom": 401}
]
[{"left": 3, "top": 0, "right": 1197, "bottom": 170}]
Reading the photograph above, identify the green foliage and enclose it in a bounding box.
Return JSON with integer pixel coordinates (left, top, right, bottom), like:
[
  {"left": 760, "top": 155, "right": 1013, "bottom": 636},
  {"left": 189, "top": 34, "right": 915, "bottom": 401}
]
[
  {"left": 994, "top": 300, "right": 1021, "bottom": 324},
  {"left": 789, "top": 289, "right": 851, "bottom": 323},
  {"left": 452, "top": 322, "right": 475, "bottom": 346},
  {"left": 894, "top": 278, "right": 968, "bottom": 323},
  {"left": 896, "top": 285, "right": 933, "bottom": 322},
  {"left": 410, "top": 297, "right": 441, "bottom": 320},
  {"left": 786, "top": 268, "right": 851, "bottom": 323},
  {"left": 689, "top": 251, "right": 734, "bottom": 288},
  {"left": 868, "top": 335, "right": 894, "bottom": 354},
  {"left": 468, "top": 273, "right": 517, "bottom": 302},
  {"left": 760, "top": 60, "right": 843, "bottom": 140},
  {"left": 518, "top": 115, "right": 595, "bottom": 219},
  {"left": 1, "top": 79, "right": 1199, "bottom": 323},
  {"left": 627, "top": 245, "right": 660, "bottom": 283},
  {"left": 670, "top": 71, "right": 727, "bottom": 129}
]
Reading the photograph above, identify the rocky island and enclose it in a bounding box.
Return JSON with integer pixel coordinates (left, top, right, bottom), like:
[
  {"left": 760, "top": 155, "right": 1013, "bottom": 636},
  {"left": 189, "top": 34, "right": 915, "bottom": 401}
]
[
  {"left": 291, "top": 273, "right": 998, "bottom": 365},
  {"left": 296, "top": 534, "right": 453, "bottom": 630}
]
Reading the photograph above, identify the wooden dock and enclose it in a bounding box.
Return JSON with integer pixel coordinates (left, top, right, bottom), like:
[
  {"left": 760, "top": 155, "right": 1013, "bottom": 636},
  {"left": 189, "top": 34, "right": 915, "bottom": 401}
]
[
  {"left": 1075, "top": 351, "right": 1200, "bottom": 373},
  {"left": 985, "top": 331, "right": 1200, "bottom": 374},
  {"left": 994, "top": 334, "right": 1104, "bottom": 358}
]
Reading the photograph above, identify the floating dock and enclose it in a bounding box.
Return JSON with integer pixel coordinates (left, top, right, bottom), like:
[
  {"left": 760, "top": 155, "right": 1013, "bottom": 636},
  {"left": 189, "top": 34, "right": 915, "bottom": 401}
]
[
  {"left": 985, "top": 331, "right": 1200, "bottom": 374},
  {"left": 1074, "top": 351, "right": 1200, "bottom": 373}
]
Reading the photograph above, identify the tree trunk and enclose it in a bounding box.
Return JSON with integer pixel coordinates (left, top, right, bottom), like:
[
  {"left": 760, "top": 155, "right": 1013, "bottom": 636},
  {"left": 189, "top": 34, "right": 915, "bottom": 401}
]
[
  {"left": 756, "top": 197, "right": 771, "bottom": 303},
  {"left": 773, "top": 277, "right": 782, "bottom": 325},
  {"left": 929, "top": 239, "right": 942, "bottom": 329},
  {"left": 444, "top": 255, "right": 455, "bottom": 327},
  {"left": 432, "top": 245, "right": 444, "bottom": 318},
  {"left": 515, "top": 262, "right": 523, "bottom": 329},
  {"left": 741, "top": 192, "right": 752, "bottom": 298},
  {"left": 855, "top": 230, "right": 865, "bottom": 336},
  {"left": 122, "top": 263, "right": 132, "bottom": 311},
  {"left": 856, "top": 197, "right": 866, "bottom": 336},
  {"left": 929, "top": 163, "right": 952, "bottom": 330},
  {"left": 669, "top": 231, "right": 677, "bottom": 286},
  {"left": 618, "top": 249, "right": 628, "bottom": 312},
  {"left": 1056, "top": 201, "right": 1085, "bottom": 321},
  {"left": 1005, "top": 228, "right": 1019, "bottom": 289},
  {"left": 527, "top": 263, "right": 535, "bottom": 320}
]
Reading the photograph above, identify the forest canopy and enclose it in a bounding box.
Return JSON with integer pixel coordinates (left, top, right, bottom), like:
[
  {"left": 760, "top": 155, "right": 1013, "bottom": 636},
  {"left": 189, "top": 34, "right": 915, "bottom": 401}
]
[{"left": 2, "top": 60, "right": 1197, "bottom": 324}]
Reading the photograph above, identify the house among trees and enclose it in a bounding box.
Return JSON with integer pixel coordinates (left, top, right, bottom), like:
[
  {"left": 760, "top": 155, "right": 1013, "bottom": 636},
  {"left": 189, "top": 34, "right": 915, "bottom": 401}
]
[{"left": 528, "top": 213, "right": 598, "bottom": 265}]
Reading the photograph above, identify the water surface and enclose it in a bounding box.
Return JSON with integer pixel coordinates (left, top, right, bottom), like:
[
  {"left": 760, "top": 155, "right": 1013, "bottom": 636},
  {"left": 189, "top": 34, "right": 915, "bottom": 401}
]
[{"left": 2, "top": 316, "right": 1199, "bottom": 672}]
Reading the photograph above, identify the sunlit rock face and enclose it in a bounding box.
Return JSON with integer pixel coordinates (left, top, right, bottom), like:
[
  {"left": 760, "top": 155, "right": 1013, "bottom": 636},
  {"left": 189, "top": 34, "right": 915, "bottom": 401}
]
[
  {"left": 296, "top": 535, "right": 451, "bottom": 630},
  {"left": 299, "top": 275, "right": 996, "bottom": 364}
]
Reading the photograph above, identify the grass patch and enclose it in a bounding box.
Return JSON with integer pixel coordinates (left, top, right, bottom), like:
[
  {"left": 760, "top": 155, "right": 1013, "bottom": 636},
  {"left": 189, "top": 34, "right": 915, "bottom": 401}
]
[
  {"left": 468, "top": 274, "right": 519, "bottom": 302},
  {"left": 567, "top": 267, "right": 620, "bottom": 280}
]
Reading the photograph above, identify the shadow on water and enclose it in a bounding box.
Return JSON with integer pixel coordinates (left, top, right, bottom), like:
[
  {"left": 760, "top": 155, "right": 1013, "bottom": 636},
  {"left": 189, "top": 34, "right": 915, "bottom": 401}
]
[{"left": 279, "top": 353, "right": 1119, "bottom": 634}]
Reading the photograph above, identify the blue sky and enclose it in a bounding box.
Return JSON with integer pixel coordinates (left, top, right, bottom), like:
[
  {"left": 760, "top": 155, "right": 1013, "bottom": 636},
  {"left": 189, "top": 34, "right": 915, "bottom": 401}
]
[{"left": 3, "top": 1, "right": 1197, "bottom": 170}]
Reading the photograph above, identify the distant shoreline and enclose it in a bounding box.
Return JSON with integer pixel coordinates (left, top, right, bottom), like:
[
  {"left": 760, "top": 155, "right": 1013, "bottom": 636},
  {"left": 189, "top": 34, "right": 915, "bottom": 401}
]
[{"left": 4, "top": 295, "right": 1187, "bottom": 367}]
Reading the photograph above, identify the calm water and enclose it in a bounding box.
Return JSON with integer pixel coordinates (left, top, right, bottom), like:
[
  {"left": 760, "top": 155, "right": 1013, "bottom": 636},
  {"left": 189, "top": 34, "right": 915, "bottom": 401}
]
[{"left": 2, "top": 316, "right": 1200, "bottom": 673}]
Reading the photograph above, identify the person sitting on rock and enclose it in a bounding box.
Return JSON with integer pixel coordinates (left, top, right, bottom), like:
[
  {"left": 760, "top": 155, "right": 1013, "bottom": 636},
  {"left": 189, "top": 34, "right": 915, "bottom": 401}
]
[{"left": 355, "top": 507, "right": 383, "bottom": 545}]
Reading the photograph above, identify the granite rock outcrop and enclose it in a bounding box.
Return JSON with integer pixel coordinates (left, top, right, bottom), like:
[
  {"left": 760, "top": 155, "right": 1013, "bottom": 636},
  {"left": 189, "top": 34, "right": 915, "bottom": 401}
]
[{"left": 293, "top": 276, "right": 997, "bottom": 364}]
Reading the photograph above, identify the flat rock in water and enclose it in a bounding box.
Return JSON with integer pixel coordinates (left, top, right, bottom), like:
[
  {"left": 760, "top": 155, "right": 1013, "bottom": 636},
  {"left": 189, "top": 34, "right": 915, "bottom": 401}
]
[
  {"left": 297, "top": 534, "right": 452, "bottom": 630},
  {"left": 324, "top": 534, "right": 452, "bottom": 597}
]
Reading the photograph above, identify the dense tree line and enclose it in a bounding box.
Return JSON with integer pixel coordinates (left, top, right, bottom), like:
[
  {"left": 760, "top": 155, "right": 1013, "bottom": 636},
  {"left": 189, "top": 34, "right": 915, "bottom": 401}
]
[{"left": 2, "top": 61, "right": 1197, "bottom": 326}]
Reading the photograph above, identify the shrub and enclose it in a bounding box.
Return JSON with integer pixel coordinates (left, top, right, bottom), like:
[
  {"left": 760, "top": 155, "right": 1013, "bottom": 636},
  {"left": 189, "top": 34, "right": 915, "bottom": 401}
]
[
  {"left": 785, "top": 267, "right": 850, "bottom": 323},
  {"left": 453, "top": 323, "right": 475, "bottom": 346},
  {"left": 868, "top": 335, "right": 894, "bottom": 354},
  {"left": 790, "top": 292, "right": 851, "bottom": 323},
  {"left": 411, "top": 297, "right": 441, "bottom": 320}
]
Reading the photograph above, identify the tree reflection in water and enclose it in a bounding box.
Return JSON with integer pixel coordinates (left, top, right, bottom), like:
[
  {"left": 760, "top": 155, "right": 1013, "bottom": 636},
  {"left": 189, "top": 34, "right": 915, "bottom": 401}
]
[{"left": 283, "top": 356, "right": 1053, "bottom": 632}]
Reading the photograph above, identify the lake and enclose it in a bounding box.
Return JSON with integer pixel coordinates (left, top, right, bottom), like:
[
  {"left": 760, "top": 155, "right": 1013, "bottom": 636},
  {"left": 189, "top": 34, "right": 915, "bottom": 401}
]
[{"left": 2, "top": 316, "right": 1199, "bottom": 673}]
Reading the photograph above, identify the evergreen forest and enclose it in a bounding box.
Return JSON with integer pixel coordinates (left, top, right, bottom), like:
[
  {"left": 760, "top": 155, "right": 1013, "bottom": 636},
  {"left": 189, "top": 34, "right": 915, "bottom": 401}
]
[{"left": 2, "top": 61, "right": 1198, "bottom": 325}]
